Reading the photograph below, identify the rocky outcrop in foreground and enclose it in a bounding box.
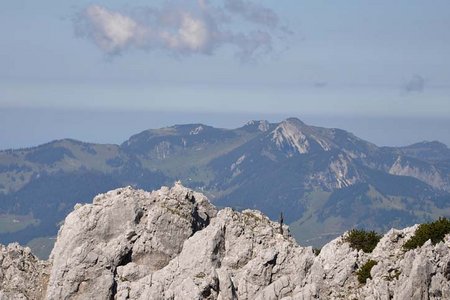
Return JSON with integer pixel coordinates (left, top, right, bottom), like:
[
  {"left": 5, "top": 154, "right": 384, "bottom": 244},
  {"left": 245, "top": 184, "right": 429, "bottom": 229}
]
[
  {"left": 0, "top": 243, "right": 49, "bottom": 299},
  {"left": 1, "top": 183, "right": 449, "bottom": 299}
]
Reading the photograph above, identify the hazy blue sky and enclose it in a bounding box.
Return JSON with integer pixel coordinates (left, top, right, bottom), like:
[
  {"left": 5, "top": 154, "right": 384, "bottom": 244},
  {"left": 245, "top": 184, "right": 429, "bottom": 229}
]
[{"left": 1, "top": 0, "right": 449, "bottom": 149}]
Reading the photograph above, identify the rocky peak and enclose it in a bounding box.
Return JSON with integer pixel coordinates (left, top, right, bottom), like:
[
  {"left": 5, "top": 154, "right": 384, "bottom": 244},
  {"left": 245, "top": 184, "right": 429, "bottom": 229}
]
[
  {"left": 189, "top": 125, "right": 205, "bottom": 135},
  {"left": 271, "top": 118, "right": 331, "bottom": 156},
  {"left": 242, "top": 120, "right": 271, "bottom": 132},
  {"left": 271, "top": 118, "right": 311, "bottom": 154},
  {"left": 47, "top": 183, "right": 216, "bottom": 300}
]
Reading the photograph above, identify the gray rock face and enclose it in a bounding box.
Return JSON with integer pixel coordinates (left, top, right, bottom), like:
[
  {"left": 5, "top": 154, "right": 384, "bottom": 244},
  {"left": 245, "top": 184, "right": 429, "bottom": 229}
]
[
  {"left": 1, "top": 183, "right": 449, "bottom": 299},
  {"left": 114, "top": 208, "right": 314, "bottom": 300},
  {"left": 295, "top": 226, "right": 450, "bottom": 300},
  {"left": 0, "top": 243, "right": 49, "bottom": 300},
  {"left": 389, "top": 155, "right": 448, "bottom": 191},
  {"left": 47, "top": 183, "right": 216, "bottom": 300}
]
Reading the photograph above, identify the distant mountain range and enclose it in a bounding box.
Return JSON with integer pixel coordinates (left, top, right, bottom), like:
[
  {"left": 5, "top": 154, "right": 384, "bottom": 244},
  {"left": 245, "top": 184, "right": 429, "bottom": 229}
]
[{"left": 0, "top": 117, "right": 449, "bottom": 253}]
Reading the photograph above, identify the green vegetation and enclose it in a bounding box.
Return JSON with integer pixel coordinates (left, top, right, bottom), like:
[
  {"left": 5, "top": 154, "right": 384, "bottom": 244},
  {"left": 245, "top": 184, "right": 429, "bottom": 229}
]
[
  {"left": 403, "top": 217, "right": 450, "bottom": 250},
  {"left": 344, "top": 229, "right": 382, "bottom": 253},
  {"left": 357, "top": 260, "right": 378, "bottom": 284},
  {"left": 289, "top": 190, "right": 335, "bottom": 248}
]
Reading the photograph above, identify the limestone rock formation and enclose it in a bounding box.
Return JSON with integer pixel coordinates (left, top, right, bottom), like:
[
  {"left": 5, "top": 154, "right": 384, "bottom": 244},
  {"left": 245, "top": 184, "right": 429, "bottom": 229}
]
[
  {"left": 0, "top": 183, "right": 449, "bottom": 299},
  {"left": 114, "top": 208, "right": 314, "bottom": 300},
  {"left": 47, "top": 183, "right": 216, "bottom": 300},
  {"left": 0, "top": 243, "right": 49, "bottom": 300}
]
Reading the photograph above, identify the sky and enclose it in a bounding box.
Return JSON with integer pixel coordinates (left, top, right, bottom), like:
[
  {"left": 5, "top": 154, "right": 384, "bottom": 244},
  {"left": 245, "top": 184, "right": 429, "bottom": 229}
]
[{"left": 1, "top": 0, "right": 449, "bottom": 149}]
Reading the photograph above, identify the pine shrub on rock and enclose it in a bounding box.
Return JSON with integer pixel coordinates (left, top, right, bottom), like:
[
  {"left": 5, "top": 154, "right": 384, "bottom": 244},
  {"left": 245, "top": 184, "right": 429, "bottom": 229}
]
[
  {"left": 344, "top": 229, "right": 381, "bottom": 253},
  {"left": 357, "top": 260, "right": 378, "bottom": 284},
  {"left": 403, "top": 217, "right": 450, "bottom": 250}
]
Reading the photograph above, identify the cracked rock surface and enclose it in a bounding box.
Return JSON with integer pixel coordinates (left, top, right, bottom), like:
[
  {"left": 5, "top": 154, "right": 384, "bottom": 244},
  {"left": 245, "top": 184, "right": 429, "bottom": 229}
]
[
  {"left": 47, "top": 183, "right": 216, "bottom": 300},
  {"left": 0, "top": 243, "right": 49, "bottom": 300},
  {"left": 1, "top": 183, "right": 449, "bottom": 299}
]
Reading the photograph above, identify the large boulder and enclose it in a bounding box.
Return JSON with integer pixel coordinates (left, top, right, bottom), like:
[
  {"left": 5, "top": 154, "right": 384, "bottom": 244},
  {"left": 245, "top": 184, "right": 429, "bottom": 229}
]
[{"left": 46, "top": 182, "right": 216, "bottom": 300}]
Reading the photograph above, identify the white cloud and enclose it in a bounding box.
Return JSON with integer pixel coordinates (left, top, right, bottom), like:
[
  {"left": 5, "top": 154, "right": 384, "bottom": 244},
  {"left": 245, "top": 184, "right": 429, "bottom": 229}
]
[
  {"left": 74, "top": 1, "right": 288, "bottom": 60},
  {"left": 162, "top": 12, "right": 210, "bottom": 52},
  {"left": 82, "top": 5, "right": 140, "bottom": 53}
]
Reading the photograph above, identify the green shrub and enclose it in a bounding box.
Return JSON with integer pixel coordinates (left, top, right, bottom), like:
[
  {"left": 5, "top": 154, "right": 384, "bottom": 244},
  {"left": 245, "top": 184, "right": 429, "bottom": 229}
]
[
  {"left": 403, "top": 217, "right": 450, "bottom": 250},
  {"left": 313, "top": 248, "right": 321, "bottom": 256},
  {"left": 357, "top": 260, "right": 378, "bottom": 284},
  {"left": 344, "top": 229, "right": 382, "bottom": 253}
]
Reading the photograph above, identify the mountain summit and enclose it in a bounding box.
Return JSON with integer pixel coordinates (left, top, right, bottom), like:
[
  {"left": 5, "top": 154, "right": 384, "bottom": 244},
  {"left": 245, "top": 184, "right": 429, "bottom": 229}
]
[{"left": 271, "top": 118, "right": 330, "bottom": 155}]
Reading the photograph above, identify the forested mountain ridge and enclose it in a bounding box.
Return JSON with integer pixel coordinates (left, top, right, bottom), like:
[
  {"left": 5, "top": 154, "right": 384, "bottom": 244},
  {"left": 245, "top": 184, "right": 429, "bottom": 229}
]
[{"left": 0, "top": 118, "right": 449, "bottom": 252}]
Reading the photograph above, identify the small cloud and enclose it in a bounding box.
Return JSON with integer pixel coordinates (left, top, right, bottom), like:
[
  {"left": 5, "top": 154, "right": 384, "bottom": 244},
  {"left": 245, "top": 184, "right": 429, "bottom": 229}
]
[
  {"left": 74, "top": 1, "right": 289, "bottom": 61},
  {"left": 78, "top": 5, "right": 141, "bottom": 54},
  {"left": 314, "top": 81, "right": 327, "bottom": 88},
  {"left": 403, "top": 75, "right": 425, "bottom": 93}
]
